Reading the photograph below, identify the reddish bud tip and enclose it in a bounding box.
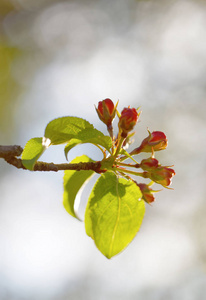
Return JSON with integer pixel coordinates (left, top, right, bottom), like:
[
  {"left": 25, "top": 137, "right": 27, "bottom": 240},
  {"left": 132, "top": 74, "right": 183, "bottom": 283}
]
[
  {"left": 131, "top": 131, "right": 168, "bottom": 155},
  {"left": 136, "top": 183, "right": 155, "bottom": 203},
  {"left": 149, "top": 166, "right": 176, "bottom": 187},
  {"left": 118, "top": 107, "right": 140, "bottom": 136},
  {"left": 96, "top": 98, "right": 116, "bottom": 126},
  {"left": 140, "top": 157, "right": 159, "bottom": 170},
  {"left": 98, "top": 98, "right": 114, "bottom": 115}
]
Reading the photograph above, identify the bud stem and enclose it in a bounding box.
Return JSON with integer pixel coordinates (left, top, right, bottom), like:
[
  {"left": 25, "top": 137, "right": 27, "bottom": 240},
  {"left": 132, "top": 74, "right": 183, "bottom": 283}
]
[
  {"left": 113, "top": 167, "right": 148, "bottom": 178},
  {"left": 117, "top": 162, "right": 141, "bottom": 168},
  {"left": 129, "top": 147, "right": 141, "bottom": 156},
  {"left": 107, "top": 124, "right": 114, "bottom": 140},
  {"left": 113, "top": 136, "right": 125, "bottom": 160}
]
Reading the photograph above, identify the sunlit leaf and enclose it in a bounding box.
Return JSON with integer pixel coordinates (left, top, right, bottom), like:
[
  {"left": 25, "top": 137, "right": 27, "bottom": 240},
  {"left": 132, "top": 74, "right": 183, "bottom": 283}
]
[
  {"left": 21, "top": 137, "right": 45, "bottom": 170},
  {"left": 44, "top": 116, "right": 94, "bottom": 145},
  {"left": 64, "top": 128, "right": 112, "bottom": 159},
  {"left": 63, "top": 155, "right": 95, "bottom": 219},
  {"left": 85, "top": 172, "right": 145, "bottom": 258}
]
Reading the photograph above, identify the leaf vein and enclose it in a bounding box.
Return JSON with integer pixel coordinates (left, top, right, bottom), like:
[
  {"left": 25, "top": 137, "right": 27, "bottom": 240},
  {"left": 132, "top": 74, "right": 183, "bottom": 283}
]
[
  {"left": 124, "top": 203, "right": 133, "bottom": 219},
  {"left": 96, "top": 195, "right": 114, "bottom": 226},
  {"left": 109, "top": 176, "right": 121, "bottom": 257}
]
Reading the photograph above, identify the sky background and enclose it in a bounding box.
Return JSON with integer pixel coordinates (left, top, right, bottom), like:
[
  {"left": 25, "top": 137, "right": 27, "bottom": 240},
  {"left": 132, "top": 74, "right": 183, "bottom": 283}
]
[{"left": 0, "top": 0, "right": 206, "bottom": 299}]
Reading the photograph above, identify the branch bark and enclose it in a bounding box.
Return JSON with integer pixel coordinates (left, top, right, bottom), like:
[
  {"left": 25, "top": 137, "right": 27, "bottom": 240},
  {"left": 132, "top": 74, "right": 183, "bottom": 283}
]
[{"left": 0, "top": 145, "right": 103, "bottom": 173}]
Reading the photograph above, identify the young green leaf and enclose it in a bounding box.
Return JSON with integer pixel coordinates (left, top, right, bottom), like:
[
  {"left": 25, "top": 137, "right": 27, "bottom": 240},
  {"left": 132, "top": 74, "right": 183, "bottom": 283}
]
[
  {"left": 64, "top": 128, "right": 112, "bottom": 159},
  {"left": 44, "top": 116, "right": 94, "bottom": 145},
  {"left": 21, "top": 137, "right": 46, "bottom": 170},
  {"left": 63, "top": 155, "right": 95, "bottom": 219},
  {"left": 85, "top": 172, "right": 145, "bottom": 258}
]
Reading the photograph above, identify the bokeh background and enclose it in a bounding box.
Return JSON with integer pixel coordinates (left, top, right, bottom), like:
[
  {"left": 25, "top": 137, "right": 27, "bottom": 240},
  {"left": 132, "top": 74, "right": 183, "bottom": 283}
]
[{"left": 0, "top": 0, "right": 206, "bottom": 299}]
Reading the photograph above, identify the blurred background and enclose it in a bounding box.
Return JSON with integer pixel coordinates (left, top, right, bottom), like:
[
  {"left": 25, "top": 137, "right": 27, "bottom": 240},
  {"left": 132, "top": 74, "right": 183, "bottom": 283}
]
[{"left": 0, "top": 0, "right": 206, "bottom": 299}]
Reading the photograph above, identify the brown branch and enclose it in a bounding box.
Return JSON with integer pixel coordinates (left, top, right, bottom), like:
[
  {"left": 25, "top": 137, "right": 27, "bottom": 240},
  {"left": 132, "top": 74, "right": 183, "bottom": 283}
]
[
  {"left": 0, "top": 145, "right": 103, "bottom": 173},
  {"left": 0, "top": 145, "right": 23, "bottom": 158}
]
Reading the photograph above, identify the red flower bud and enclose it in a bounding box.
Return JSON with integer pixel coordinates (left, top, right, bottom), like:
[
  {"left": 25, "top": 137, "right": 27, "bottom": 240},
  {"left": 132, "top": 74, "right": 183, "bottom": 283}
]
[
  {"left": 149, "top": 166, "right": 175, "bottom": 187},
  {"left": 131, "top": 131, "right": 168, "bottom": 155},
  {"left": 136, "top": 183, "right": 155, "bottom": 203},
  {"left": 140, "top": 157, "right": 159, "bottom": 170},
  {"left": 96, "top": 98, "right": 116, "bottom": 126},
  {"left": 118, "top": 107, "right": 140, "bottom": 136}
]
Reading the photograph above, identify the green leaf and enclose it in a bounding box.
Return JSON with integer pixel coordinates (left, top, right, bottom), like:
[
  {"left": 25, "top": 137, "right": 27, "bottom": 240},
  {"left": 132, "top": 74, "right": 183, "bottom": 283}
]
[
  {"left": 85, "top": 172, "right": 145, "bottom": 258},
  {"left": 21, "top": 137, "right": 46, "bottom": 170},
  {"left": 44, "top": 116, "right": 94, "bottom": 145},
  {"left": 63, "top": 155, "right": 95, "bottom": 219},
  {"left": 64, "top": 128, "right": 112, "bottom": 159}
]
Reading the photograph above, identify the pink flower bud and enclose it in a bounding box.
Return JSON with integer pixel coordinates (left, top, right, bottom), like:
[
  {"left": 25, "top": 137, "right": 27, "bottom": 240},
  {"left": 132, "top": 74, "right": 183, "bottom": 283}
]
[
  {"left": 149, "top": 166, "right": 175, "bottom": 187},
  {"left": 131, "top": 131, "right": 168, "bottom": 155},
  {"left": 140, "top": 157, "right": 159, "bottom": 170},
  {"left": 118, "top": 107, "right": 140, "bottom": 136},
  {"left": 96, "top": 98, "right": 116, "bottom": 126},
  {"left": 136, "top": 183, "right": 155, "bottom": 203}
]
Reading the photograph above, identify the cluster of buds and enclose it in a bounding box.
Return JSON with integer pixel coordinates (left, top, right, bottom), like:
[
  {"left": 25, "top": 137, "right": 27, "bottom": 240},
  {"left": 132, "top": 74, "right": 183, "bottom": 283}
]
[{"left": 96, "top": 98, "right": 175, "bottom": 204}]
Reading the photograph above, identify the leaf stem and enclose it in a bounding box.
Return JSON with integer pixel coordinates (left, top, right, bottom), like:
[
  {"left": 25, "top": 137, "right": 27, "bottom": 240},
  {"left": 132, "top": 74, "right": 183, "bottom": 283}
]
[{"left": 94, "top": 144, "right": 108, "bottom": 158}]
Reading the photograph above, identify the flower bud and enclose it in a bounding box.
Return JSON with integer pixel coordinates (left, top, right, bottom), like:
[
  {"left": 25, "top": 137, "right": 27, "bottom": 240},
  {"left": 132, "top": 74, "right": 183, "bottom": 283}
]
[
  {"left": 118, "top": 107, "right": 140, "bottom": 137},
  {"left": 136, "top": 183, "right": 155, "bottom": 203},
  {"left": 131, "top": 131, "right": 168, "bottom": 155},
  {"left": 140, "top": 157, "right": 159, "bottom": 170},
  {"left": 96, "top": 98, "right": 116, "bottom": 126},
  {"left": 149, "top": 166, "right": 175, "bottom": 187}
]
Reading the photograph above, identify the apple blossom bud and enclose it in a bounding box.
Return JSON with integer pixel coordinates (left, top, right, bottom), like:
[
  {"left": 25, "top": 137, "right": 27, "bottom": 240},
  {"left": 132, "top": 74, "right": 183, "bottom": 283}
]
[
  {"left": 140, "top": 157, "right": 159, "bottom": 170},
  {"left": 149, "top": 167, "right": 175, "bottom": 187},
  {"left": 136, "top": 183, "right": 155, "bottom": 203},
  {"left": 96, "top": 98, "right": 116, "bottom": 126},
  {"left": 131, "top": 131, "right": 168, "bottom": 155},
  {"left": 118, "top": 107, "right": 140, "bottom": 137}
]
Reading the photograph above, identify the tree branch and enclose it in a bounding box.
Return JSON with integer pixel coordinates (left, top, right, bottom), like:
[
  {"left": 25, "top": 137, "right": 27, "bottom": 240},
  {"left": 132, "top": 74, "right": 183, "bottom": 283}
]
[
  {"left": 0, "top": 145, "right": 23, "bottom": 158},
  {"left": 0, "top": 145, "right": 103, "bottom": 173}
]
